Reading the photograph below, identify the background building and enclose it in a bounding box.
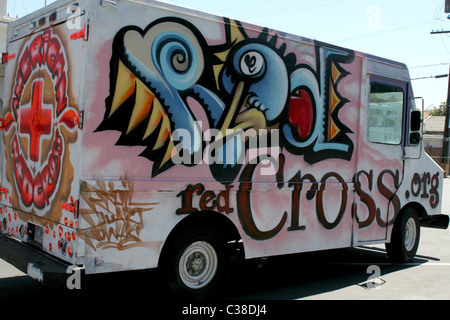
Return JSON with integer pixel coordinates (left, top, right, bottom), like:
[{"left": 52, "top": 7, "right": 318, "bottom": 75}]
[{"left": 423, "top": 115, "right": 446, "bottom": 169}]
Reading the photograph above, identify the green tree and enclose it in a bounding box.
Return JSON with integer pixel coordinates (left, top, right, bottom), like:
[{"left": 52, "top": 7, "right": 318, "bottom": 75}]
[{"left": 430, "top": 101, "right": 447, "bottom": 116}]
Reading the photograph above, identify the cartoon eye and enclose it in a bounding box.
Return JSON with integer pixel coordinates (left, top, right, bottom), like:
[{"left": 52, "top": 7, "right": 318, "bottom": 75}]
[
  {"left": 170, "top": 48, "right": 190, "bottom": 73},
  {"left": 239, "top": 50, "right": 266, "bottom": 78}
]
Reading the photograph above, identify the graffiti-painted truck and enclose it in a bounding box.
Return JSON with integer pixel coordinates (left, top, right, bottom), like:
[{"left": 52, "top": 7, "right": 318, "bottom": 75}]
[{"left": 0, "top": 0, "right": 448, "bottom": 298}]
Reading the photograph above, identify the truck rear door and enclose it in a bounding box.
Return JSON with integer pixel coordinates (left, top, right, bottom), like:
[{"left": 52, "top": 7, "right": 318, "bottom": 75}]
[{"left": 1, "top": 1, "right": 86, "bottom": 264}]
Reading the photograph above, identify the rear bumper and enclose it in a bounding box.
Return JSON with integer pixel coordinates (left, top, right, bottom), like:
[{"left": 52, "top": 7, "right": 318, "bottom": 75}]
[
  {"left": 420, "top": 214, "right": 450, "bottom": 230},
  {"left": 0, "top": 233, "right": 75, "bottom": 286}
]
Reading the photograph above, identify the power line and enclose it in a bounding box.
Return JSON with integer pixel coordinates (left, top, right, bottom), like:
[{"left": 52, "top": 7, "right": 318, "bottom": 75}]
[
  {"left": 430, "top": 1, "right": 450, "bottom": 55},
  {"left": 431, "top": 29, "right": 450, "bottom": 34},
  {"left": 410, "top": 62, "right": 450, "bottom": 69},
  {"left": 337, "top": 19, "right": 430, "bottom": 43},
  {"left": 20, "top": 0, "right": 27, "bottom": 14},
  {"left": 411, "top": 74, "right": 449, "bottom": 80}
]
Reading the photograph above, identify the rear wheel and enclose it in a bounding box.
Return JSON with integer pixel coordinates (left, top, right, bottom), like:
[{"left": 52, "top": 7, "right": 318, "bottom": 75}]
[
  {"left": 161, "top": 225, "right": 230, "bottom": 299},
  {"left": 385, "top": 208, "right": 420, "bottom": 263}
]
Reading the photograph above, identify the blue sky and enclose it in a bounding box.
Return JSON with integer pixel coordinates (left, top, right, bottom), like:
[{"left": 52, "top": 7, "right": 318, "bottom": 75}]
[{"left": 6, "top": 0, "right": 450, "bottom": 109}]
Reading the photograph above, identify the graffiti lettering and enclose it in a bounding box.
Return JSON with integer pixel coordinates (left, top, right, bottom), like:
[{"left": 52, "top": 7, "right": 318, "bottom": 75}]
[
  {"left": 176, "top": 158, "right": 412, "bottom": 240},
  {"left": 11, "top": 130, "right": 63, "bottom": 208},
  {"left": 237, "top": 159, "right": 354, "bottom": 239},
  {"left": 409, "top": 172, "right": 440, "bottom": 208},
  {"left": 176, "top": 184, "right": 234, "bottom": 215},
  {"left": 376, "top": 169, "right": 401, "bottom": 227},
  {"left": 411, "top": 173, "right": 421, "bottom": 197},
  {"left": 79, "top": 180, "right": 158, "bottom": 250},
  {"left": 237, "top": 160, "right": 288, "bottom": 241},
  {"left": 354, "top": 170, "right": 377, "bottom": 228},
  {"left": 430, "top": 173, "right": 440, "bottom": 208},
  {"left": 287, "top": 171, "right": 315, "bottom": 232},
  {"left": 316, "top": 172, "right": 348, "bottom": 230},
  {"left": 12, "top": 30, "right": 68, "bottom": 119},
  {"left": 353, "top": 169, "right": 401, "bottom": 228}
]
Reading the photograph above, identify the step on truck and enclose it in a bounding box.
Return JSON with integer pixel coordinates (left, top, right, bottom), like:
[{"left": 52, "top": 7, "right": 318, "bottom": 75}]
[{"left": 0, "top": 0, "right": 448, "bottom": 298}]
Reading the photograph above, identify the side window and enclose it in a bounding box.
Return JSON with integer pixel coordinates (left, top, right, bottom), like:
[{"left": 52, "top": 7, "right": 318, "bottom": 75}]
[{"left": 368, "top": 82, "right": 404, "bottom": 145}]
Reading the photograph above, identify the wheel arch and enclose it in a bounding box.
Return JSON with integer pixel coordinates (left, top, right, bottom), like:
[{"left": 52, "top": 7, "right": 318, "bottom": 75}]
[
  {"left": 158, "top": 210, "right": 243, "bottom": 267},
  {"left": 388, "top": 201, "right": 427, "bottom": 239},
  {"left": 402, "top": 201, "right": 428, "bottom": 220}
]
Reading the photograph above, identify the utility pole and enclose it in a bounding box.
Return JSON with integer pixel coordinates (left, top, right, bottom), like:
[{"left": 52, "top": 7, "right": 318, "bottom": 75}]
[
  {"left": 431, "top": 1, "right": 450, "bottom": 177},
  {"left": 444, "top": 2, "right": 450, "bottom": 177},
  {"left": 444, "top": 64, "right": 450, "bottom": 177}
]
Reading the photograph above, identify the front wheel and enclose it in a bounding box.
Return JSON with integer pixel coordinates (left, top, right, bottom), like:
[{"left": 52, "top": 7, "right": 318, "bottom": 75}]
[
  {"left": 385, "top": 208, "right": 420, "bottom": 263},
  {"left": 161, "top": 226, "right": 230, "bottom": 299}
]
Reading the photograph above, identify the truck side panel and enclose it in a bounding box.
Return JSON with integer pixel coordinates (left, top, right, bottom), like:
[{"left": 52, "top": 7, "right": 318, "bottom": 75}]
[{"left": 79, "top": 1, "right": 367, "bottom": 273}]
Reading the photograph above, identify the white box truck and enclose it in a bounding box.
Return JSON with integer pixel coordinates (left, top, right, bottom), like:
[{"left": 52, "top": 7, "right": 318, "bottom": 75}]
[{"left": 0, "top": 0, "right": 448, "bottom": 298}]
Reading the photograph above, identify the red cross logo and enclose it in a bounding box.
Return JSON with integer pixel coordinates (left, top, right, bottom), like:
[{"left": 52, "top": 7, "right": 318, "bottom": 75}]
[{"left": 19, "top": 80, "right": 53, "bottom": 162}]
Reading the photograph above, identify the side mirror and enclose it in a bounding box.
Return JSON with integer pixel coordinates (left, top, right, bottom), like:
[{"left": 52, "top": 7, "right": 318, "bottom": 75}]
[
  {"left": 409, "top": 131, "right": 421, "bottom": 145},
  {"left": 407, "top": 98, "right": 424, "bottom": 158},
  {"left": 409, "top": 110, "right": 422, "bottom": 146},
  {"left": 410, "top": 110, "right": 421, "bottom": 132}
]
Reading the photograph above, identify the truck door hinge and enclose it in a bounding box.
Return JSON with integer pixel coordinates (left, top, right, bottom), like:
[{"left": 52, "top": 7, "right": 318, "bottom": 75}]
[
  {"left": 70, "top": 23, "right": 88, "bottom": 41},
  {"left": 62, "top": 199, "right": 79, "bottom": 218},
  {"left": 2, "top": 53, "right": 16, "bottom": 64},
  {"left": 76, "top": 110, "right": 84, "bottom": 129}
]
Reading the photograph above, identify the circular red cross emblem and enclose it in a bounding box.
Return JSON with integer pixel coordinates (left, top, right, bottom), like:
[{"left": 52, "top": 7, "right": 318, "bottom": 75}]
[{"left": 3, "top": 29, "right": 79, "bottom": 214}]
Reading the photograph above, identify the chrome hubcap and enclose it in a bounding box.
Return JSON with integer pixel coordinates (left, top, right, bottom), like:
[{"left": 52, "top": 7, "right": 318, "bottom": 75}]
[
  {"left": 404, "top": 217, "right": 417, "bottom": 252},
  {"left": 179, "top": 241, "right": 218, "bottom": 289}
]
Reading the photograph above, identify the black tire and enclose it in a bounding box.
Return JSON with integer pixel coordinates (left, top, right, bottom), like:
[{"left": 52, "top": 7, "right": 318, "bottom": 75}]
[
  {"left": 385, "top": 208, "right": 420, "bottom": 263},
  {"left": 161, "top": 225, "right": 230, "bottom": 299}
]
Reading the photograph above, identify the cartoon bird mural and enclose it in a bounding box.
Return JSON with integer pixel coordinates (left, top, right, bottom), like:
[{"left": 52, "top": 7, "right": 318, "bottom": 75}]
[{"left": 97, "top": 17, "right": 354, "bottom": 183}]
